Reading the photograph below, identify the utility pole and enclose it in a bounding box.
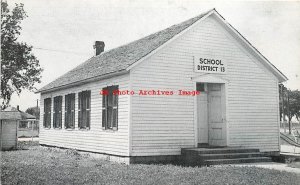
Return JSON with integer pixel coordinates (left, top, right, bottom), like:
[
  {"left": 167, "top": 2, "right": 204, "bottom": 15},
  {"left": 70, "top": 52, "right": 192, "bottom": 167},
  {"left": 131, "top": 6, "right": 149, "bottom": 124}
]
[{"left": 36, "top": 99, "right": 39, "bottom": 119}]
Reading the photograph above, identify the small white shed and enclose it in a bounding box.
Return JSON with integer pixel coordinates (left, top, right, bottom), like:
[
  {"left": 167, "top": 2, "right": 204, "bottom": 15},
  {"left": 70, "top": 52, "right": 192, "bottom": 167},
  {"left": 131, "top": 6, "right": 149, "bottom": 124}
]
[{"left": 0, "top": 107, "right": 21, "bottom": 151}]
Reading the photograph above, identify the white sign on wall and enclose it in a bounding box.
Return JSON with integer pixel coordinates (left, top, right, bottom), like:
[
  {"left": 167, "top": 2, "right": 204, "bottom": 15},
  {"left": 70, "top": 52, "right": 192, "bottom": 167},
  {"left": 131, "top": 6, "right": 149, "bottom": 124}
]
[{"left": 194, "top": 56, "right": 227, "bottom": 74}]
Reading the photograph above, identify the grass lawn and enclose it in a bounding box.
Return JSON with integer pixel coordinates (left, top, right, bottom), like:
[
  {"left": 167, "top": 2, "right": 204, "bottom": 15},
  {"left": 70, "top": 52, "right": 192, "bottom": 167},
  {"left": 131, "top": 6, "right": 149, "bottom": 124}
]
[
  {"left": 289, "top": 162, "right": 300, "bottom": 169},
  {"left": 1, "top": 142, "right": 300, "bottom": 185}
]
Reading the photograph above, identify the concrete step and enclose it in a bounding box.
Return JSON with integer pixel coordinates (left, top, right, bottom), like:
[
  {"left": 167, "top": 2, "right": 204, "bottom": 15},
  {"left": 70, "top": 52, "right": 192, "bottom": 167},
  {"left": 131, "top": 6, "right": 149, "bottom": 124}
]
[
  {"left": 200, "top": 152, "right": 263, "bottom": 160},
  {"left": 182, "top": 147, "right": 260, "bottom": 155},
  {"left": 204, "top": 157, "right": 272, "bottom": 165}
]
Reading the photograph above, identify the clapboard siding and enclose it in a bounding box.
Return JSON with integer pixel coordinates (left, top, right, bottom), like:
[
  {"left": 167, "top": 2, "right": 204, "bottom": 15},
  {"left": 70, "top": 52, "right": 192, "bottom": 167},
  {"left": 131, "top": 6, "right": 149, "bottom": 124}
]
[
  {"left": 40, "top": 74, "right": 130, "bottom": 156},
  {"left": 130, "top": 15, "right": 279, "bottom": 156}
]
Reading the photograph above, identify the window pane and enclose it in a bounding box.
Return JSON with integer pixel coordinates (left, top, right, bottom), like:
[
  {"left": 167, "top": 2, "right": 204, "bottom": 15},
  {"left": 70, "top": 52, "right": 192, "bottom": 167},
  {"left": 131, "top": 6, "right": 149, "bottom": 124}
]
[
  {"left": 59, "top": 96, "right": 62, "bottom": 128},
  {"left": 87, "top": 91, "right": 91, "bottom": 109},
  {"left": 112, "top": 108, "right": 118, "bottom": 128},
  {"left": 82, "top": 109, "right": 86, "bottom": 128},
  {"left": 102, "top": 109, "right": 106, "bottom": 129},
  {"left": 102, "top": 89, "right": 107, "bottom": 107},
  {"left": 78, "top": 92, "right": 82, "bottom": 128},
  {"left": 196, "top": 83, "right": 205, "bottom": 92},
  {"left": 113, "top": 93, "right": 118, "bottom": 107},
  {"left": 78, "top": 91, "right": 91, "bottom": 129},
  {"left": 71, "top": 94, "right": 75, "bottom": 128},
  {"left": 107, "top": 92, "right": 113, "bottom": 107},
  {"left": 53, "top": 96, "right": 62, "bottom": 128},
  {"left": 87, "top": 91, "right": 91, "bottom": 128},
  {"left": 101, "top": 85, "right": 119, "bottom": 130},
  {"left": 44, "top": 98, "right": 51, "bottom": 128},
  {"left": 65, "top": 95, "right": 69, "bottom": 128},
  {"left": 65, "top": 94, "right": 75, "bottom": 129},
  {"left": 87, "top": 110, "right": 90, "bottom": 128},
  {"left": 71, "top": 111, "right": 75, "bottom": 128},
  {"left": 107, "top": 107, "right": 112, "bottom": 128},
  {"left": 44, "top": 99, "right": 47, "bottom": 127}
]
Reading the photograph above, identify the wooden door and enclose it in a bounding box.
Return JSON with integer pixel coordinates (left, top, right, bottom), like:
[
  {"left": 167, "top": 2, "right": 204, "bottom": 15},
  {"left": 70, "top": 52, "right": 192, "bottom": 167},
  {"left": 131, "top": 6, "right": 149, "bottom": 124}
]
[{"left": 208, "top": 83, "right": 226, "bottom": 146}]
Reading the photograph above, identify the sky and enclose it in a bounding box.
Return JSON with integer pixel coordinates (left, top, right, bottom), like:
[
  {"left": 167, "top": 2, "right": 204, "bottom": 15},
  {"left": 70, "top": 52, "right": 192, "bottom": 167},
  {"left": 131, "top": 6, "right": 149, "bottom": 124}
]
[{"left": 5, "top": 0, "right": 300, "bottom": 111}]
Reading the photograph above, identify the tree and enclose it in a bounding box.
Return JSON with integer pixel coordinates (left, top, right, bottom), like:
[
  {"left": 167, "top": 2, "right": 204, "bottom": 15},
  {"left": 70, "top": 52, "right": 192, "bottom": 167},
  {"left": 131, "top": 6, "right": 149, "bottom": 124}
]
[
  {"left": 279, "top": 84, "right": 300, "bottom": 133},
  {"left": 288, "top": 90, "right": 300, "bottom": 122},
  {"left": 279, "top": 84, "right": 287, "bottom": 122},
  {"left": 1, "top": 1, "right": 43, "bottom": 109},
  {"left": 26, "top": 106, "right": 40, "bottom": 120}
]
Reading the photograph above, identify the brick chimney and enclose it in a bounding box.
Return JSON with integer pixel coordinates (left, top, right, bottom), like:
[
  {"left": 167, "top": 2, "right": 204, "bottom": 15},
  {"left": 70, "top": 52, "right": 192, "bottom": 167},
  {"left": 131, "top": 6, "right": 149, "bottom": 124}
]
[
  {"left": 17, "top": 105, "right": 20, "bottom": 111},
  {"left": 93, "top": 41, "right": 105, "bottom": 56}
]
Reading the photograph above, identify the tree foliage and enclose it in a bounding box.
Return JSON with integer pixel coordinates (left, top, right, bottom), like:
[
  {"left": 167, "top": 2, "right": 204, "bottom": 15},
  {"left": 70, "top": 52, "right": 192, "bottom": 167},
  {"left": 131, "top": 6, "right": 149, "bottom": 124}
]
[
  {"left": 25, "top": 106, "right": 40, "bottom": 119},
  {"left": 288, "top": 90, "right": 300, "bottom": 121},
  {"left": 279, "top": 85, "right": 300, "bottom": 122},
  {"left": 1, "top": 1, "right": 43, "bottom": 109}
]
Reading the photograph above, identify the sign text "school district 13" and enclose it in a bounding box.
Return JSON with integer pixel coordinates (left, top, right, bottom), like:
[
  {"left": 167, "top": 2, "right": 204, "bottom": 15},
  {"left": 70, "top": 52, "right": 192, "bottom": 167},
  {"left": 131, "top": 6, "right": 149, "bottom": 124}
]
[{"left": 194, "top": 56, "right": 227, "bottom": 74}]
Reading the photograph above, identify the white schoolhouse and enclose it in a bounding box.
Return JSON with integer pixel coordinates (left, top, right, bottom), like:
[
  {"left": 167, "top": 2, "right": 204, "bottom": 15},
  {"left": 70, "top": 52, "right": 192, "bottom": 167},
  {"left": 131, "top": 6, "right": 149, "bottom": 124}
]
[{"left": 37, "top": 9, "right": 287, "bottom": 164}]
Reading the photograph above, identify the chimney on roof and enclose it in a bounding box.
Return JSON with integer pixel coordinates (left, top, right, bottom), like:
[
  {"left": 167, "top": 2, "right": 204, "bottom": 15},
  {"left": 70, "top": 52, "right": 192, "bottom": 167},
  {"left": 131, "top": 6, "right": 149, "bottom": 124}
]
[
  {"left": 93, "top": 41, "right": 105, "bottom": 56},
  {"left": 17, "top": 105, "right": 19, "bottom": 111}
]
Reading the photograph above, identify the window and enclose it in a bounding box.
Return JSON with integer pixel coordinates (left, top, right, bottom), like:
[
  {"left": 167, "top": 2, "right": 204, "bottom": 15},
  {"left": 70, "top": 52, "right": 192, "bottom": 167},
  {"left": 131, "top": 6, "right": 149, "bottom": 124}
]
[
  {"left": 43, "top": 98, "right": 51, "bottom": 128},
  {"left": 65, "top": 93, "right": 75, "bottom": 129},
  {"left": 53, "top": 96, "right": 62, "bottom": 128},
  {"left": 19, "top": 121, "right": 29, "bottom": 128},
  {"left": 78, "top": 90, "right": 91, "bottom": 129},
  {"left": 196, "top": 83, "right": 205, "bottom": 92},
  {"left": 102, "top": 85, "right": 118, "bottom": 130}
]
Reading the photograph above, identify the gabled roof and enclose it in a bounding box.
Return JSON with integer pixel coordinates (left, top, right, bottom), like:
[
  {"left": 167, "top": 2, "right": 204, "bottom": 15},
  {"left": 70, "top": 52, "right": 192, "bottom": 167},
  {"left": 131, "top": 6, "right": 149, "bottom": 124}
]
[
  {"left": 37, "top": 9, "right": 287, "bottom": 93},
  {"left": 20, "top": 111, "right": 36, "bottom": 120},
  {"left": 37, "top": 10, "right": 211, "bottom": 93}
]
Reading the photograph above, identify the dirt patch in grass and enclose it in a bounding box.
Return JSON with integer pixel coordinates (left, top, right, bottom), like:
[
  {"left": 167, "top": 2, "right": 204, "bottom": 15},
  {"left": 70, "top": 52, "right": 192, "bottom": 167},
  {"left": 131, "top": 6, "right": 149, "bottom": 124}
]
[
  {"left": 1, "top": 142, "right": 300, "bottom": 185},
  {"left": 288, "top": 162, "right": 300, "bottom": 169}
]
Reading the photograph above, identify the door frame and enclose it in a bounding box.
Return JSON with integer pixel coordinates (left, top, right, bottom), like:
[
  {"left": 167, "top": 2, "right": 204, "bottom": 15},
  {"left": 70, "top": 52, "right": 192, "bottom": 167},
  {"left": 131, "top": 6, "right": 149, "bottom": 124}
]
[{"left": 192, "top": 74, "right": 229, "bottom": 147}]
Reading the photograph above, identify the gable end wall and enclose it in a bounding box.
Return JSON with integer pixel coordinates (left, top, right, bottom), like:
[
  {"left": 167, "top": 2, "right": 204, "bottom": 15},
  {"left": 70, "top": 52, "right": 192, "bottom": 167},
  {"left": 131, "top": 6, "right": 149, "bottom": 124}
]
[{"left": 130, "top": 15, "right": 280, "bottom": 156}]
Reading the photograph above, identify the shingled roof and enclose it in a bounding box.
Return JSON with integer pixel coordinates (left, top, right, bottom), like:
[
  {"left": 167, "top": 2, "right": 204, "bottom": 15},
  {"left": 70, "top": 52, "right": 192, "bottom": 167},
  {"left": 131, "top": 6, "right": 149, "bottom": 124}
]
[
  {"left": 37, "top": 10, "right": 211, "bottom": 93},
  {"left": 0, "top": 106, "right": 35, "bottom": 120}
]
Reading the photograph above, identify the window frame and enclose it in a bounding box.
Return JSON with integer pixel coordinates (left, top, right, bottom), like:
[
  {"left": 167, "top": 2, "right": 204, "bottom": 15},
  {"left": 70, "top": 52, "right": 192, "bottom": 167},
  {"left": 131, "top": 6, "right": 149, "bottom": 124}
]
[
  {"left": 65, "top": 93, "right": 75, "bottom": 129},
  {"left": 53, "top": 96, "right": 62, "bottom": 129},
  {"left": 102, "top": 85, "right": 118, "bottom": 131},
  {"left": 78, "top": 90, "right": 91, "bottom": 130},
  {"left": 43, "top": 98, "right": 52, "bottom": 128}
]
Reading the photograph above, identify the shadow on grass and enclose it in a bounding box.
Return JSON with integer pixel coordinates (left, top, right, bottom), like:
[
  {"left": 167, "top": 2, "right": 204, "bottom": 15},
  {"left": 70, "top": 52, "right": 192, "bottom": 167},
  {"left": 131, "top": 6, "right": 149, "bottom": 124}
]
[{"left": 17, "top": 141, "right": 39, "bottom": 150}]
